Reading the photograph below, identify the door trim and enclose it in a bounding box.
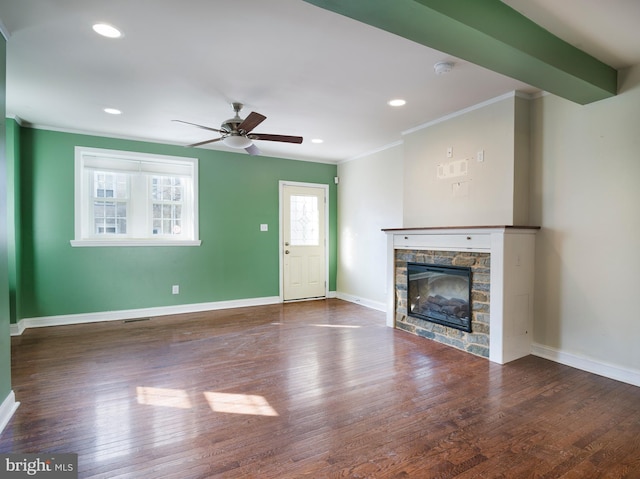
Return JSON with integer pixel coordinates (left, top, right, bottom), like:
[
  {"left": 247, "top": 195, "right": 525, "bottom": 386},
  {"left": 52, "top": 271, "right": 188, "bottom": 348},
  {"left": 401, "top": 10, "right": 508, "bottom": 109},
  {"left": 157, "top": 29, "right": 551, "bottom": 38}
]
[{"left": 279, "top": 180, "right": 330, "bottom": 302}]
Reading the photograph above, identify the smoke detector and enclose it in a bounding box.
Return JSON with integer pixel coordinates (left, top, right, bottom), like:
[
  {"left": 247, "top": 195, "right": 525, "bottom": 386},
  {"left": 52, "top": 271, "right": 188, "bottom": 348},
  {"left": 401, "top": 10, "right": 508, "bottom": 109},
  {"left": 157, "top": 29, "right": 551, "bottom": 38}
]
[{"left": 434, "top": 61, "right": 454, "bottom": 75}]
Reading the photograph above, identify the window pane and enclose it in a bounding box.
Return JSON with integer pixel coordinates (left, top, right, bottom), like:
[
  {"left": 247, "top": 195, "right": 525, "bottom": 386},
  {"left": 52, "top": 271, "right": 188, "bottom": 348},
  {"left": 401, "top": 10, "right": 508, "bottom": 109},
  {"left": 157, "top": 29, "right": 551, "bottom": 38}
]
[
  {"left": 94, "top": 200, "right": 127, "bottom": 235},
  {"left": 93, "top": 201, "right": 106, "bottom": 217},
  {"left": 151, "top": 175, "right": 184, "bottom": 236},
  {"left": 94, "top": 171, "right": 127, "bottom": 199},
  {"left": 92, "top": 171, "right": 128, "bottom": 236},
  {"left": 290, "top": 195, "right": 319, "bottom": 246}
]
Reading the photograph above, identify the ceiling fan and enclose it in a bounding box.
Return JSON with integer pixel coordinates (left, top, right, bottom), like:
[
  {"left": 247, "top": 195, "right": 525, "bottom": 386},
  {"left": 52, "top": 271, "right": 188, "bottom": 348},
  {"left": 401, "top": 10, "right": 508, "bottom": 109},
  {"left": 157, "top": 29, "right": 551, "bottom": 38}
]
[{"left": 173, "top": 102, "right": 303, "bottom": 156}]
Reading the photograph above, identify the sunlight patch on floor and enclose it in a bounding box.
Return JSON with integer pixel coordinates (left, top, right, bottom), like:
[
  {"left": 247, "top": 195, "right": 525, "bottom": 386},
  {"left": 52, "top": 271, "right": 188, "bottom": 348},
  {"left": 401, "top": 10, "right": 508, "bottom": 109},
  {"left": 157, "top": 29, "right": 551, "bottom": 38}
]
[
  {"left": 204, "top": 392, "right": 279, "bottom": 416},
  {"left": 136, "top": 387, "right": 193, "bottom": 409}
]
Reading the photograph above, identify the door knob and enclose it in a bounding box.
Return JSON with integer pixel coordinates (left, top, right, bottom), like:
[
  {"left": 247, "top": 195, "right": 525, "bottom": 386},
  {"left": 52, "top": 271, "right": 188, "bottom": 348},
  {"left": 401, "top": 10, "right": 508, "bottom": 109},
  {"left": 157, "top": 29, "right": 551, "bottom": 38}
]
[
  {"left": 285, "top": 242, "right": 290, "bottom": 246},
  {"left": 285, "top": 250, "right": 290, "bottom": 254}
]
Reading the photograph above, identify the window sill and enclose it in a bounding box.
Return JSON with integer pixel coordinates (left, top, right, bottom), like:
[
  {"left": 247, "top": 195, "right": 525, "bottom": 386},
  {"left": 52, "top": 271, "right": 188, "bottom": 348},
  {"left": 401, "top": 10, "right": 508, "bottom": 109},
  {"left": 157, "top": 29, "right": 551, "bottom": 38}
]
[{"left": 70, "top": 239, "right": 202, "bottom": 247}]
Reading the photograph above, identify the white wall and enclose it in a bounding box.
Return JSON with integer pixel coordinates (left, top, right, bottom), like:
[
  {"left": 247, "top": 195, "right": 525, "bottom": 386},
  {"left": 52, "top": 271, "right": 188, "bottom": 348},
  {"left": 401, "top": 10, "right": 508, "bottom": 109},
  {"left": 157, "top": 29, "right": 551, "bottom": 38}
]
[
  {"left": 336, "top": 145, "right": 403, "bottom": 309},
  {"left": 529, "top": 64, "right": 640, "bottom": 380},
  {"left": 403, "top": 94, "right": 529, "bottom": 227}
]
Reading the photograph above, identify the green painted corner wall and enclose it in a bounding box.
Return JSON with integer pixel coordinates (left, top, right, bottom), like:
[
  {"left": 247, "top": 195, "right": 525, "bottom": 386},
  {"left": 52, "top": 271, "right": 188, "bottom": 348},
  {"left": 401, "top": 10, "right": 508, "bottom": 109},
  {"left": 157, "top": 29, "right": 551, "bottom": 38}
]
[
  {"left": 13, "top": 127, "right": 337, "bottom": 320},
  {"left": 7, "top": 120, "right": 21, "bottom": 324},
  {"left": 0, "top": 34, "right": 12, "bottom": 401}
]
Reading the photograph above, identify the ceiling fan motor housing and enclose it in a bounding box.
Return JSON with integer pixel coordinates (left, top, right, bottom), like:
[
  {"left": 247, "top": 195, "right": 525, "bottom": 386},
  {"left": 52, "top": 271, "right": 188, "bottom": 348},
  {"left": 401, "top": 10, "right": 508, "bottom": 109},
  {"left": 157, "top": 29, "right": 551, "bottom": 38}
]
[{"left": 221, "top": 119, "right": 241, "bottom": 134}]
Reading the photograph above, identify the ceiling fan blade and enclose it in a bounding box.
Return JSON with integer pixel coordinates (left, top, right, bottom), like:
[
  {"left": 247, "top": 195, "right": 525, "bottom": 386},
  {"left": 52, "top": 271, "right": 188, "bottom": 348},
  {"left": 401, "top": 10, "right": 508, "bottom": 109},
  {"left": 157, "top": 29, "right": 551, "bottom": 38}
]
[
  {"left": 172, "top": 119, "right": 224, "bottom": 134},
  {"left": 245, "top": 144, "right": 261, "bottom": 156},
  {"left": 238, "top": 112, "right": 266, "bottom": 134},
  {"left": 186, "top": 137, "right": 223, "bottom": 148},
  {"left": 250, "top": 133, "right": 303, "bottom": 144}
]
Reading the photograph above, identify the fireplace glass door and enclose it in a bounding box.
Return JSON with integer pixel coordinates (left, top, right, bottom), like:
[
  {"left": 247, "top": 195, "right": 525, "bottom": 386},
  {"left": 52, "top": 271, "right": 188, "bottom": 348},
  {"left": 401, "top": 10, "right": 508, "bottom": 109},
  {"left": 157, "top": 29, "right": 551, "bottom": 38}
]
[{"left": 407, "top": 263, "right": 472, "bottom": 332}]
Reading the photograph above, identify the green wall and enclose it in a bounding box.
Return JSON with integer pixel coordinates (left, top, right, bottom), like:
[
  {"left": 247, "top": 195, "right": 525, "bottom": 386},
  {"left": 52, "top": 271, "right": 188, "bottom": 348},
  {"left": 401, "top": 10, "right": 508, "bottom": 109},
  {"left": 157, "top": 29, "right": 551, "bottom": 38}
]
[
  {"left": 12, "top": 126, "right": 337, "bottom": 320},
  {"left": 6, "top": 120, "right": 20, "bottom": 324},
  {"left": 0, "top": 34, "right": 12, "bottom": 403}
]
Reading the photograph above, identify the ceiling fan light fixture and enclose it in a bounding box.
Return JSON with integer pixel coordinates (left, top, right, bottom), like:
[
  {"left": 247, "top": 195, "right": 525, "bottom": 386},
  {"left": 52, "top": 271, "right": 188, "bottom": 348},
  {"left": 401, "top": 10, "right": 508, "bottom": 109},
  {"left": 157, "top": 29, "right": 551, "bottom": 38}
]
[{"left": 222, "top": 135, "right": 253, "bottom": 149}]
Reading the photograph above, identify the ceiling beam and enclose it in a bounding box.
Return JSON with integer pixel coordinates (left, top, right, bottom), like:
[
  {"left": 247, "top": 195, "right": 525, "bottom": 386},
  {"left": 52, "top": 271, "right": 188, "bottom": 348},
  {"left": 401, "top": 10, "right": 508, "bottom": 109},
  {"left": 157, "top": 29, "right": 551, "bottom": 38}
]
[{"left": 303, "top": 0, "right": 617, "bottom": 104}]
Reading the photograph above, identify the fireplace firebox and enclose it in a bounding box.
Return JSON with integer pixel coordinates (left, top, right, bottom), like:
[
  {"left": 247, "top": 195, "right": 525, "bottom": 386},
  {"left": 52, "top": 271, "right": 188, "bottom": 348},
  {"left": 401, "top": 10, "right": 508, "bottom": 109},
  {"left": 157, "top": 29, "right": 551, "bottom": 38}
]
[{"left": 407, "top": 263, "right": 472, "bottom": 332}]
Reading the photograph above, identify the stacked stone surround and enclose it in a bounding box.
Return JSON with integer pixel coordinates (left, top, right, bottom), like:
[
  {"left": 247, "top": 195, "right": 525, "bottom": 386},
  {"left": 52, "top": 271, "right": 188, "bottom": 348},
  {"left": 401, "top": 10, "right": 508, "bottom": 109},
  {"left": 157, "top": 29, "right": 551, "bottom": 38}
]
[{"left": 395, "top": 249, "right": 491, "bottom": 358}]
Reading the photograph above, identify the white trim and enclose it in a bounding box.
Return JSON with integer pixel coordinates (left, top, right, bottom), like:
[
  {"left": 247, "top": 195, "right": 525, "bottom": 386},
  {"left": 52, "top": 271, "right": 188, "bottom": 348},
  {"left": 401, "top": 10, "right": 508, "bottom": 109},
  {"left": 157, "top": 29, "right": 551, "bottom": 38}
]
[
  {"left": 341, "top": 91, "right": 538, "bottom": 164},
  {"left": 11, "top": 123, "right": 339, "bottom": 164},
  {"left": 74, "top": 146, "right": 200, "bottom": 245},
  {"left": 11, "top": 296, "right": 281, "bottom": 333},
  {"left": 336, "top": 292, "right": 386, "bottom": 312},
  {"left": 531, "top": 343, "right": 640, "bottom": 388},
  {"left": 386, "top": 232, "right": 396, "bottom": 327},
  {"left": 530, "top": 90, "right": 549, "bottom": 100},
  {"left": 342, "top": 140, "right": 404, "bottom": 164},
  {"left": 402, "top": 91, "right": 532, "bottom": 136},
  {"left": 279, "top": 181, "right": 330, "bottom": 301},
  {"left": 70, "top": 239, "right": 202, "bottom": 247},
  {"left": 489, "top": 232, "right": 505, "bottom": 364},
  {"left": 7, "top": 115, "right": 25, "bottom": 126},
  {"left": 0, "top": 391, "right": 20, "bottom": 435},
  {"left": 0, "top": 17, "right": 10, "bottom": 41},
  {"left": 10, "top": 321, "right": 25, "bottom": 336}
]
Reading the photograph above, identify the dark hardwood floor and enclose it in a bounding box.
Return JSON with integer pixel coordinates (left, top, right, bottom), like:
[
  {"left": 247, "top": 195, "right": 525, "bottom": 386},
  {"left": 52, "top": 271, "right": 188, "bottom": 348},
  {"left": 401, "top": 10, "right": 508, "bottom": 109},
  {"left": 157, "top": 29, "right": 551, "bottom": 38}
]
[{"left": 1, "top": 299, "right": 639, "bottom": 478}]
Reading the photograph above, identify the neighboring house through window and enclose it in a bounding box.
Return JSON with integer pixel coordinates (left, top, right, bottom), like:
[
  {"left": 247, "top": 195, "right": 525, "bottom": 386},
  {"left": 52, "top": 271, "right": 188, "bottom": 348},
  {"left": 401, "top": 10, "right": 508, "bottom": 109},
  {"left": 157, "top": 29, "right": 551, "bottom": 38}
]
[{"left": 72, "top": 147, "right": 200, "bottom": 247}]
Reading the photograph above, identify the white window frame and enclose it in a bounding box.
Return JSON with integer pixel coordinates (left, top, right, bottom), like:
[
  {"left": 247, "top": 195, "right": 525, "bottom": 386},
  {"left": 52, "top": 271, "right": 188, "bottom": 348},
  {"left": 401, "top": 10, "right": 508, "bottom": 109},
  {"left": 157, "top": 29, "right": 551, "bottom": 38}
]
[{"left": 71, "top": 147, "right": 201, "bottom": 247}]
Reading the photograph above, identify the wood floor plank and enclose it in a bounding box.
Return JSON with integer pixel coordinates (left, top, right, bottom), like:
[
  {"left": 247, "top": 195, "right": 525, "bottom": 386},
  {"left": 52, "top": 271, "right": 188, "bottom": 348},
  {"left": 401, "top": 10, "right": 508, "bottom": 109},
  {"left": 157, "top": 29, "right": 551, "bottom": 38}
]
[{"left": 1, "top": 299, "right": 639, "bottom": 478}]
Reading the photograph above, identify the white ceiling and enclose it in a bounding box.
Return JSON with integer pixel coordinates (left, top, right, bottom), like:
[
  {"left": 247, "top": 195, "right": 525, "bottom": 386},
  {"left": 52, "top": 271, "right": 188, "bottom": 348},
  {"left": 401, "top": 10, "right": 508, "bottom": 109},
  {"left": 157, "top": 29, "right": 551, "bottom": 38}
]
[{"left": 1, "top": 0, "right": 638, "bottom": 163}]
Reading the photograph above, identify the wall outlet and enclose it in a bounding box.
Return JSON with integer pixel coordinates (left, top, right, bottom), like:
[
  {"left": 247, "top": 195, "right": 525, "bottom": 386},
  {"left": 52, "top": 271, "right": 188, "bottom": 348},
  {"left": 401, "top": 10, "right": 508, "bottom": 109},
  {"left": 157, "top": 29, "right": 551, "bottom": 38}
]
[
  {"left": 172, "top": 285, "right": 179, "bottom": 295},
  {"left": 260, "top": 224, "right": 268, "bottom": 232},
  {"left": 477, "top": 149, "right": 485, "bottom": 162}
]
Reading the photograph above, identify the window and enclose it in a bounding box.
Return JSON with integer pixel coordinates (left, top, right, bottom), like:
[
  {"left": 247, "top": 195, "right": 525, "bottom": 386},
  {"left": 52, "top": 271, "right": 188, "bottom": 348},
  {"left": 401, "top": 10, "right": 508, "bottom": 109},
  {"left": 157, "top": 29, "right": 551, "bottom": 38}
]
[
  {"left": 72, "top": 147, "right": 200, "bottom": 247},
  {"left": 289, "top": 195, "right": 319, "bottom": 246}
]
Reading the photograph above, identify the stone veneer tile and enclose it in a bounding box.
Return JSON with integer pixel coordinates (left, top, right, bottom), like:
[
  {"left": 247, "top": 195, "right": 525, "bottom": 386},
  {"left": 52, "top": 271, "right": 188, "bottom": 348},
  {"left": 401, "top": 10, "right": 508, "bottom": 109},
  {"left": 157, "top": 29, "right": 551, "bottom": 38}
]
[{"left": 395, "top": 249, "right": 491, "bottom": 359}]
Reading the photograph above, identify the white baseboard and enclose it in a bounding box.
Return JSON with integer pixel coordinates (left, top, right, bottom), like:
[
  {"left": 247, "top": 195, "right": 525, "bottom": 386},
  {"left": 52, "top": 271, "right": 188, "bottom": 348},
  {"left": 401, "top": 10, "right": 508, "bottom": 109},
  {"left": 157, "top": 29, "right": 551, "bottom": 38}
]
[
  {"left": 12, "top": 296, "right": 282, "bottom": 334},
  {"left": 9, "top": 294, "right": 344, "bottom": 335},
  {"left": 531, "top": 343, "right": 640, "bottom": 388},
  {"left": 0, "top": 391, "right": 20, "bottom": 434},
  {"left": 9, "top": 321, "right": 25, "bottom": 336},
  {"left": 336, "top": 292, "right": 386, "bottom": 312}
]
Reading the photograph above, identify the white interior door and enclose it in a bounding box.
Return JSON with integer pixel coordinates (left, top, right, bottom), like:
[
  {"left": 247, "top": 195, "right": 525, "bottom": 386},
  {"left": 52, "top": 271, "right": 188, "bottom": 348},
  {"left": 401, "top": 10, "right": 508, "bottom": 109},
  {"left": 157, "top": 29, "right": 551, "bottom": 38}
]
[{"left": 281, "top": 183, "right": 327, "bottom": 301}]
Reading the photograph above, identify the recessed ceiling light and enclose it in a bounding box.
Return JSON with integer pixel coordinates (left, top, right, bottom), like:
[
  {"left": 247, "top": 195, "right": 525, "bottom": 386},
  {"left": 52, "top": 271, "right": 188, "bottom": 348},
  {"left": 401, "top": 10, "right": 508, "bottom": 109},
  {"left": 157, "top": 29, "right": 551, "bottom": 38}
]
[
  {"left": 104, "top": 108, "right": 122, "bottom": 115},
  {"left": 92, "top": 23, "right": 122, "bottom": 39},
  {"left": 311, "top": 139, "right": 324, "bottom": 144},
  {"left": 387, "top": 99, "right": 406, "bottom": 107}
]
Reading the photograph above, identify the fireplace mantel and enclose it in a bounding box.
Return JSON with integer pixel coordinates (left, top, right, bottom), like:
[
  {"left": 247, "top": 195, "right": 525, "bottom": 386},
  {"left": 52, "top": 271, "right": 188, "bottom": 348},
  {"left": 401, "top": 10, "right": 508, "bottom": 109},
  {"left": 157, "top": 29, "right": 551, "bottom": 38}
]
[{"left": 383, "top": 225, "right": 539, "bottom": 364}]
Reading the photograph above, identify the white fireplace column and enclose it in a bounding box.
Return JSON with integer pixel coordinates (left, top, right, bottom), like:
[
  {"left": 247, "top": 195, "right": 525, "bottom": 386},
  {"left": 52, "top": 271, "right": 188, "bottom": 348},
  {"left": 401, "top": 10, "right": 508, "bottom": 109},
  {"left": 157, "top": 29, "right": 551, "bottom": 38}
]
[{"left": 383, "top": 226, "right": 539, "bottom": 364}]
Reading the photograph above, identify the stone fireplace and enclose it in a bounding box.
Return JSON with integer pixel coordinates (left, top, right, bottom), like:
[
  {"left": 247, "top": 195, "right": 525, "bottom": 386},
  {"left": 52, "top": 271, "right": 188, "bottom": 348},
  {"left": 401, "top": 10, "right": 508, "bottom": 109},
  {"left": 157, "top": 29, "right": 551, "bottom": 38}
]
[
  {"left": 398, "top": 250, "right": 490, "bottom": 357},
  {"left": 383, "top": 226, "right": 539, "bottom": 364}
]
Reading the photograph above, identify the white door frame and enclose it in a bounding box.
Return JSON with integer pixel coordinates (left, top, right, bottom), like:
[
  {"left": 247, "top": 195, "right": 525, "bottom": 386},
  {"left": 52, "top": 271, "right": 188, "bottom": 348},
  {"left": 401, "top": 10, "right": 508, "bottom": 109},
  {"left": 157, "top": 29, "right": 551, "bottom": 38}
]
[{"left": 279, "top": 180, "right": 330, "bottom": 301}]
